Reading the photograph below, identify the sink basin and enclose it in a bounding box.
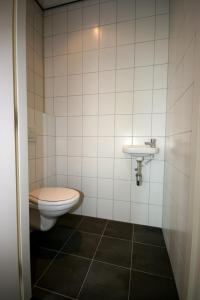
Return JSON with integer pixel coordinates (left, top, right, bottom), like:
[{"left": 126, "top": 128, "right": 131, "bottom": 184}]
[{"left": 123, "top": 144, "right": 159, "bottom": 158}]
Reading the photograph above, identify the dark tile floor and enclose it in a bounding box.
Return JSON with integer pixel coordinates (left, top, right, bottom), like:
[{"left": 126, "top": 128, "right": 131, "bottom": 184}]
[{"left": 30, "top": 214, "right": 179, "bottom": 300}]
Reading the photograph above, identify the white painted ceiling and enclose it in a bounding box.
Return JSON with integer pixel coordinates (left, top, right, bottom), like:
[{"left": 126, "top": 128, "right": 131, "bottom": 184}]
[{"left": 38, "top": 0, "right": 80, "bottom": 9}]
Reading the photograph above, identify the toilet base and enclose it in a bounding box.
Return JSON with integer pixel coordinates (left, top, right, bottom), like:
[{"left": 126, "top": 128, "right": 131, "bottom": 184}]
[{"left": 30, "top": 207, "right": 57, "bottom": 231}]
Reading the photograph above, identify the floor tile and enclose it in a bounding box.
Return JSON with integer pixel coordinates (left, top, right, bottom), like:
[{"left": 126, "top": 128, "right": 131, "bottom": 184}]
[
  {"left": 32, "top": 287, "right": 71, "bottom": 299},
  {"left": 133, "top": 224, "right": 165, "bottom": 246},
  {"left": 62, "top": 231, "right": 101, "bottom": 258},
  {"left": 57, "top": 213, "right": 83, "bottom": 229},
  {"left": 77, "top": 216, "right": 107, "bottom": 234},
  {"left": 31, "top": 247, "right": 57, "bottom": 284},
  {"left": 104, "top": 220, "right": 133, "bottom": 240},
  {"left": 95, "top": 236, "right": 132, "bottom": 268},
  {"left": 79, "top": 261, "right": 130, "bottom": 300},
  {"left": 132, "top": 242, "right": 173, "bottom": 277},
  {"left": 31, "top": 226, "right": 73, "bottom": 251},
  {"left": 37, "top": 253, "right": 90, "bottom": 298},
  {"left": 129, "top": 271, "right": 179, "bottom": 300}
]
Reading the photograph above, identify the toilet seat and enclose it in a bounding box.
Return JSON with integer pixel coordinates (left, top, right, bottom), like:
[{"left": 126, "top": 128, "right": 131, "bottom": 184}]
[{"left": 30, "top": 187, "right": 80, "bottom": 206}]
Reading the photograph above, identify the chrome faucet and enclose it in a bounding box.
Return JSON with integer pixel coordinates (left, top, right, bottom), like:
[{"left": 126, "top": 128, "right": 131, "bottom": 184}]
[{"left": 145, "top": 138, "right": 156, "bottom": 148}]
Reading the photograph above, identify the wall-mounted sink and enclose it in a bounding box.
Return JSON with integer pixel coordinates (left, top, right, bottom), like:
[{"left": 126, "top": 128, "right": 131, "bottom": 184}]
[{"left": 122, "top": 144, "right": 159, "bottom": 158}]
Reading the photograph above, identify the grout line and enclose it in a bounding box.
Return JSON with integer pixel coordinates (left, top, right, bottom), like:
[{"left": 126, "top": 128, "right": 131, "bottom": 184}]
[
  {"left": 76, "top": 219, "right": 109, "bottom": 298},
  {"left": 128, "top": 182, "right": 135, "bottom": 299},
  {"left": 34, "top": 285, "right": 77, "bottom": 299},
  {"left": 132, "top": 268, "right": 173, "bottom": 280},
  {"left": 33, "top": 216, "right": 84, "bottom": 286},
  {"left": 93, "top": 258, "right": 130, "bottom": 271}
]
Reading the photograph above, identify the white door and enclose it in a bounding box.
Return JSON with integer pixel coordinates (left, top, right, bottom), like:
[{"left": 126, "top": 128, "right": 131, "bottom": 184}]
[{"left": 0, "top": 0, "right": 31, "bottom": 299}]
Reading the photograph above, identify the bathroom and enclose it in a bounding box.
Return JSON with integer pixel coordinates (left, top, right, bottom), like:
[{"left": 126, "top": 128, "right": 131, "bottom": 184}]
[{"left": 0, "top": 0, "right": 200, "bottom": 299}]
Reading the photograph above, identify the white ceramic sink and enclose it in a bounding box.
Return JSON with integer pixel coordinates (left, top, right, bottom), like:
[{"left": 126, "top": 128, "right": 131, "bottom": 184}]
[{"left": 123, "top": 144, "right": 159, "bottom": 158}]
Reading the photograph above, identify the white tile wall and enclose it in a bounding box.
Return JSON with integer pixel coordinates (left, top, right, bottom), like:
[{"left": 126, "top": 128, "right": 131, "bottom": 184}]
[
  {"left": 27, "top": 0, "right": 56, "bottom": 190},
  {"left": 43, "top": 0, "right": 169, "bottom": 226},
  {"left": 163, "top": 0, "right": 200, "bottom": 298}
]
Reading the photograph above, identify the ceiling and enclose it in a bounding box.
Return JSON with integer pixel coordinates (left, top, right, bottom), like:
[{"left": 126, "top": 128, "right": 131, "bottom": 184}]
[{"left": 37, "top": 0, "right": 80, "bottom": 9}]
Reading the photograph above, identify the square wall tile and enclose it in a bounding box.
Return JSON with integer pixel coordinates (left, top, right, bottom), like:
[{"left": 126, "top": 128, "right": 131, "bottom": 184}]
[
  {"left": 113, "top": 201, "right": 130, "bottom": 222},
  {"left": 133, "top": 114, "right": 151, "bottom": 136},
  {"left": 56, "top": 117, "right": 68, "bottom": 136},
  {"left": 98, "top": 158, "right": 114, "bottom": 178},
  {"left": 53, "top": 11, "right": 66, "bottom": 35},
  {"left": 99, "top": 71, "right": 115, "bottom": 93},
  {"left": 68, "top": 96, "right": 82, "bottom": 116},
  {"left": 150, "top": 182, "right": 163, "bottom": 205},
  {"left": 100, "top": 1, "right": 116, "bottom": 25},
  {"left": 131, "top": 203, "right": 148, "bottom": 225},
  {"left": 156, "top": 0, "right": 169, "bottom": 14},
  {"left": 83, "top": 72, "right": 98, "bottom": 94},
  {"left": 83, "top": 116, "right": 98, "bottom": 136},
  {"left": 82, "top": 177, "right": 98, "bottom": 197},
  {"left": 99, "top": 93, "right": 115, "bottom": 115},
  {"left": 156, "top": 14, "right": 169, "bottom": 39},
  {"left": 117, "top": 0, "right": 135, "bottom": 22},
  {"left": 98, "top": 178, "right": 114, "bottom": 199},
  {"left": 83, "top": 28, "right": 99, "bottom": 51},
  {"left": 68, "top": 30, "right": 82, "bottom": 53},
  {"left": 98, "top": 137, "right": 115, "bottom": 157},
  {"left": 116, "top": 69, "right": 134, "bottom": 92},
  {"left": 100, "top": 24, "right": 116, "bottom": 48},
  {"left": 135, "top": 41, "right": 154, "bottom": 67},
  {"left": 136, "top": 0, "right": 155, "bottom": 18},
  {"left": 99, "top": 115, "right": 115, "bottom": 136},
  {"left": 56, "top": 156, "right": 68, "bottom": 175},
  {"left": 53, "top": 34, "right": 67, "bottom": 56},
  {"left": 68, "top": 137, "right": 82, "bottom": 156},
  {"left": 114, "top": 179, "right": 131, "bottom": 201},
  {"left": 134, "top": 66, "right": 153, "bottom": 90},
  {"left": 83, "top": 94, "right": 98, "bottom": 115},
  {"left": 97, "top": 199, "right": 113, "bottom": 219},
  {"left": 116, "top": 92, "right": 133, "bottom": 114},
  {"left": 155, "top": 39, "right": 168, "bottom": 64},
  {"left": 150, "top": 161, "right": 164, "bottom": 183},
  {"left": 83, "top": 4, "right": 99, "bottom": 29},
  {"left": 117, "top": 21, "right": 135, "bottom": 45},
  {"left": 82, "top": 197, "right": 97, "bottom": 217},
  {"left": 68, "top": 74, "right": 82, "bottom": 96},
  {"left": 136, "top": 16, "right": 155, "bottom": 42},
  {"left": 68, "top": 8, "right": 82, "bottom": 32},
  {"left": 152, "top": 89, "right": 167, "bottom": 113},
  {"left": 154, "top": 64, "right": 168, "bottom": 89},
  {"left": 152, "top": 114, "right": 166, "bottom": 136},
  {"left": 117, "top": 45, "right": 134, "bottom": 69},
  {"left": 149, "top": 205, "right": 162, "bottom": 227},
  {"left": 83, "top": 137, "right": 98, "bottom": 157},
  {"left": 53, "top": 55, "right": 68, "bottom": 77},
  {"left": 99, "top": 47, "right": 116, "bottom": 71},
  {"left": 83, "top": 50, "right": 98, "bottom": 73},
  {"left": 115, "top": 115, "right": 133, "bottom": 137},
  {"left": 134, "top": 90, "right": 152, "bottom": 113},
  {"left": 54, "top": 76, "right": 68, "bottom": 97},
  {"left": 82, "top": 157, "right": 98, "bottom": 177},
  {"left": 114, "top": 158, "right": 131, "bottom": 180},
  {"left": 68, "top": 53, "right": 82, "bottom": 75},
  {"left": 56, "top": 137, "right": 67, "bottom": 155},
  {"left": 68, "top": 116, "right": 82, "bottom": 136}
]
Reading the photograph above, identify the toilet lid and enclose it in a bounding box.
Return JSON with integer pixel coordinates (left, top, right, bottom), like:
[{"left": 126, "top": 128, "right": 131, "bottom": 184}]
[{"left": 30, "top": 187, "right": 79, "bottom": 203}]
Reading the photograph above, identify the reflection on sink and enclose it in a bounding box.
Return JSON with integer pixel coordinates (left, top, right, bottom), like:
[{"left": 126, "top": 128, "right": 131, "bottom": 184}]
[{"left": 123, "top": 144, "right": 159, "bottom": 157}]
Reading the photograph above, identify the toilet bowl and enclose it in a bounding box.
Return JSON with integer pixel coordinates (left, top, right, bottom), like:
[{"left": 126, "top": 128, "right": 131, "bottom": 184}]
[{"left": 29, "top": 187, "right": 80, "bottom": 231}]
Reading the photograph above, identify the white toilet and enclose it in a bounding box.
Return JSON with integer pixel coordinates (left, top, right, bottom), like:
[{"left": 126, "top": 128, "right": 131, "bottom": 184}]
[{"left": 29, "top": 187, "right": 80, "bottom": 231}]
